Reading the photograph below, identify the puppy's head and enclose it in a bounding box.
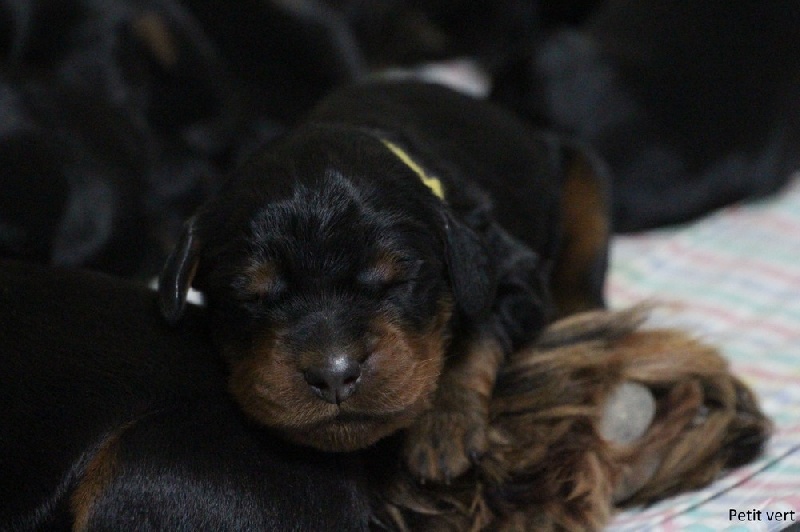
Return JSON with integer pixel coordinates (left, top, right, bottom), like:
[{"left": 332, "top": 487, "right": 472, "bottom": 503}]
[{"left": 158, "top": 133, "right": 495, "bottom": 451}]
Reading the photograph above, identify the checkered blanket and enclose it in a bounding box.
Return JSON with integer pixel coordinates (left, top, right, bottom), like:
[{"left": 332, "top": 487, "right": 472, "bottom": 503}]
[{"left": 607, "top": 174, "right": 800, "bottom": 531}]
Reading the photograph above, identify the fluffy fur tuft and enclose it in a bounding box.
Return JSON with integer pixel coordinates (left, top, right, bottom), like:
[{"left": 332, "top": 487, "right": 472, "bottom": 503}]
[{"left": 377, "top": 306, "right": 771, "bottom": 531}]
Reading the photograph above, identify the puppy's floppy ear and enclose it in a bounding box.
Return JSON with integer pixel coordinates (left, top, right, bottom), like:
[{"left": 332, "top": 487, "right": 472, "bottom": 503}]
[
  {"left": 442, "top": 212, "right": 496, "bottom": 321},
  {"left": 158, "top": 216, "right": 201, "bottom": 325}
]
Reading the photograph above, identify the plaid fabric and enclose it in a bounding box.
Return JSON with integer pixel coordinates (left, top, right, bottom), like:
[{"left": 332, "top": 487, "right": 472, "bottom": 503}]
[{"left": 607, "top": 174, "right": 800, "bottom": 531}]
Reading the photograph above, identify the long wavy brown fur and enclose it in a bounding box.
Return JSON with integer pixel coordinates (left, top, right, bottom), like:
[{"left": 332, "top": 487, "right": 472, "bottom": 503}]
[{"left": 375, "top": 306, "right": 772, "bottom": 531}]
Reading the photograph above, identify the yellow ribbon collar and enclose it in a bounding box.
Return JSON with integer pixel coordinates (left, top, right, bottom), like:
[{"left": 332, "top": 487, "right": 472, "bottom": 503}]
[{"left": 381, "top": 139, "right": 445, "bottom": 200}]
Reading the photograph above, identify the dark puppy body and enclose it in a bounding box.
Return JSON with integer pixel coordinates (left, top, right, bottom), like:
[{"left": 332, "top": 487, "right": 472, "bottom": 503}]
[
  {"left": 0, "top": 260, "right": 370, "bottom": 531},
  {"left": 493, "top": 0, "right": 800, "bottom": 231},
  {"left": 1, "top": 0, "right": 365, "bottom": 278},
  {"left": 0, "top": 67, "right": 163, "bottom": 278},
  {"left": 0, "top": 0, "right": 228, "bottom": 277},
  {"left": 160, "top": 80, "right": 610, "bottom": 481},
  {"left": 315, "top": 0, "right": 537, "bottom": 70}
]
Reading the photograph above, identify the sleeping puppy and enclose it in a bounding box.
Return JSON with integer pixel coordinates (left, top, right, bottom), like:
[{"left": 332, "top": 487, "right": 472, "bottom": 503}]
[
  {"left": 159, "top": 80, "right": 611, "bottom": 482},
  {"left": 0, "top": 260, "right": 371, "bottom": 531}
]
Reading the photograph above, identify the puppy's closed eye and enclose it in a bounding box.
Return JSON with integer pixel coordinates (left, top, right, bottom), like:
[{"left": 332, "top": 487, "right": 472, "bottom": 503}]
[{"left": 357, "top": 252, "right": 421, "bottom": 290}]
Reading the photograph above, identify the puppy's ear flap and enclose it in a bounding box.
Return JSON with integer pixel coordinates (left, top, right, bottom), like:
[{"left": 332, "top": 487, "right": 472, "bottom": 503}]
[
  {"left": 443, "top": 212, "right": 496, "bottom": 321},
  {"left": 158, "top": 216, "right": 201, "bottom": 325}
]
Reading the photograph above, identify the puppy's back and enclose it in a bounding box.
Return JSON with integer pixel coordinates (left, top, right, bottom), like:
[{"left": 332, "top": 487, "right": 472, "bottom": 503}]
[{"left": 307, "top": 80, "right": 567, "bottom": 258}]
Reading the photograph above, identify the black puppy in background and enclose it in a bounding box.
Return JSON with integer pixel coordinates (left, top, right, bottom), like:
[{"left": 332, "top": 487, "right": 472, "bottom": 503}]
[
  {"left": 313, "top": 0, "right": 537, "bottom": 71},
  {"left": 0, "top": 0, "right": 363, "bottom": 278},
  {"left": 0, "top": 0, "right": 230, "bottom": 277},
  {"left": 0, "top": 260, "right": 371, "bottom": 531},
  {"left": 159, "top": 80, "right": 610, "bottom": 482},
  {"left": 0, "top": 70, "right": 156, "bottom": 277},
  {"left": 493, "top": 0, "right": 800, "bottom": 231}
]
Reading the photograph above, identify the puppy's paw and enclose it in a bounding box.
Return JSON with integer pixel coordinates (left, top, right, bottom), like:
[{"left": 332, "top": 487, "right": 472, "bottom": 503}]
[{"left": 403, "top": 408, "right": 488, "bottom": 483}]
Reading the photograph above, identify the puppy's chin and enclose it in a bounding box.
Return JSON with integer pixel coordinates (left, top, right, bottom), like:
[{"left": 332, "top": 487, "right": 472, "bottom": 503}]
[
  {"left": 280, "top": 412, "right": 421, "bottom": 452},
  {"left": 230, "top": 369, "right": 439, "bottom": 452}
]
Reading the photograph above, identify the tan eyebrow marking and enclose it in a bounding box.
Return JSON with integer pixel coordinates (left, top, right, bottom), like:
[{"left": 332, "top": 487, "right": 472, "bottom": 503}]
[{"left": 245, "top": 261, "right": 280, "bottom": 295}]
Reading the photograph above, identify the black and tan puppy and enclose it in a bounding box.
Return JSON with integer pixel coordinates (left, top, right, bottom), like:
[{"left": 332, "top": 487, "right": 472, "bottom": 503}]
[
  {"left": 0, "top": 260, "right": 371, "bottom": 531},
  {"left": 159, "top": 80, "right": 610, "bottom": 482}
]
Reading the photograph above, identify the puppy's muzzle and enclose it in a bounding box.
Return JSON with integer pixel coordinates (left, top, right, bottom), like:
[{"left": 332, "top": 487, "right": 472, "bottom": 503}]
[{"left": 289, "top": 307, "right": 367, "bottom": 405}]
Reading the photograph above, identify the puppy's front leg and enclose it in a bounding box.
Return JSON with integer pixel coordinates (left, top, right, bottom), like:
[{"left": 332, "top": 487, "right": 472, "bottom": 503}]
[{"left": 403, "top": 328, "right": 504, "bottom": 483}]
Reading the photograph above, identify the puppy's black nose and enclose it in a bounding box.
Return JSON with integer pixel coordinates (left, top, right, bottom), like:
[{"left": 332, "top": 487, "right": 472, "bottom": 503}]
[{"left": 303, "top": 357, "right": 361, "bottom": 404}]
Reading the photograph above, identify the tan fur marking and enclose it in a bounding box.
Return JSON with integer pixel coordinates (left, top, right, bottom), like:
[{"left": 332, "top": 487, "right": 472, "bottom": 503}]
[
  {"left": 71, "top": 430, "right": 124, "bottom": 531},
  {"left": 131, "top": 12, "right": 179, "bottom": 68},
  {"left": 439, "top": 333, "right": 505, "bottom": 407},
  {"left": 244, "top": 261, "right": 280, "bottom": 295},
  {"left": 404, "top": 330, "right": 505, "bottom": 481},
  {"left": 552, "top": 153, "right": 610, "bottom": 315},
  {"left": 363, "top": 250, "right": 407, "bottom": 285}
]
